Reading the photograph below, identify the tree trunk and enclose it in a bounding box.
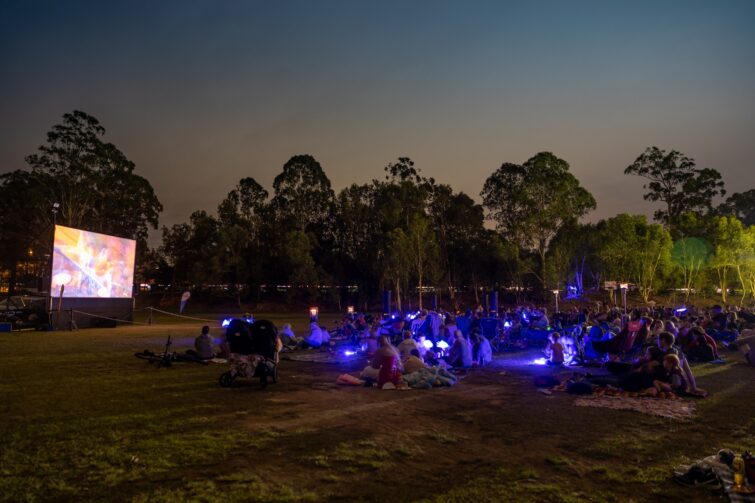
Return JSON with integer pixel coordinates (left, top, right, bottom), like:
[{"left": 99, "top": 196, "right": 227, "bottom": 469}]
[
  {"left": 395, "top": 275, "right": 402, "bottom": 312},
  {"left": 539, "top": 243, "right": 547, "bottom": 295},
  {"left": 717, "top": 268, "right": 728, "bottom": 304},
  {"left": 736, "top": 265, "right": 747, "bottom": 306}
]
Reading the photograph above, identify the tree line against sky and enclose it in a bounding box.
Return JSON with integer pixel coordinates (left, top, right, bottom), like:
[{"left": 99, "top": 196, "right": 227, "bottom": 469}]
[{"left": 1, "top": 111, "right": 754, "bottom": 307}]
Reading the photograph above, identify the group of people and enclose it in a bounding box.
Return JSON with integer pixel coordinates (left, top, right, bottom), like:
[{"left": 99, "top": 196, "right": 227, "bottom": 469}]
[{"left": 185, "top": 301, "right": 753, "bottom": 395}]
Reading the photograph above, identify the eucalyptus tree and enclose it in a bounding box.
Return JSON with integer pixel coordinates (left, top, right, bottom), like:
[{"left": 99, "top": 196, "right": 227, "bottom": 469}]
[
  {"left": 624, "top": 147, "right": 725, "bottom": 232},
  {"left": 481, "top": 152, "right": 596, "bottom": 293},
  {"left": 24, "top": 110, "right": 162, "bottom": 248}
]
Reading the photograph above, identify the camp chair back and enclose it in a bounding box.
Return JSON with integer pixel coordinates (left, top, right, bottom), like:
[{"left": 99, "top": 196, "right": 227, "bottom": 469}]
[
  {"left": 480, "top": 317, "right": 505, "bottom": 351},
  {"left": 455, "top": 316, "right": 472, "bottom": 337},
  {"left": 249, "top": 319, "right": 278, "bottom": 360},
  {"left": 226, "top": 319, "right": 254, "bottom": 355}
]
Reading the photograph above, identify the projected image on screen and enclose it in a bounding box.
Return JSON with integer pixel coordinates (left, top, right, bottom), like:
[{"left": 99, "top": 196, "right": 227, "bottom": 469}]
[{"left": 51, "top": 225, "right": 136, "bottom": 298}]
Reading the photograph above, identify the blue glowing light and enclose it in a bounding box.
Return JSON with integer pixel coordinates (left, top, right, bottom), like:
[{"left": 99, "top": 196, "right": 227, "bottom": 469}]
[
  {"left": 503, "top": 321, "right": 512, "bottom": 328},
  {"left": 221, "top": 318, "right": 232, "bottom": 328},
  {"left": 436, "top": 340, "right": 450, "bottom": 350},
  {"left": 532, "top": 357, "right": 548, "bottom": 365},
  {"left": 421, "top": 339, "right": 434, "bottom": 350},
  {"left": 675, "top": 307, "right": 687, "bottom": 313},
  {"left": 343, "top": 350, "right": 356, "bottom": 357}
]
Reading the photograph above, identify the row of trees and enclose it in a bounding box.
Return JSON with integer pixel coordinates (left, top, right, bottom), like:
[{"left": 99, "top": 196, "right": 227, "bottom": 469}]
[{"left": 2, "top": 111, "right": 754, "bottom": 307}]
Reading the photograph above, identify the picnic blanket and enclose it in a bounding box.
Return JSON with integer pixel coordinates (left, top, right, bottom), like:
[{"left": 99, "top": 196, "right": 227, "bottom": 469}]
[
  {"left": 574, "top": 395, "right": 696, "bottom": 420},
  {"left": 281, "top": 351, "right": 341, "bottom": 364},
  {"left": 402, "top": 366, "right": 458, "bottom": 389},
  {"left": 674, "top": 455, "right": 755, "bottom": 502}
]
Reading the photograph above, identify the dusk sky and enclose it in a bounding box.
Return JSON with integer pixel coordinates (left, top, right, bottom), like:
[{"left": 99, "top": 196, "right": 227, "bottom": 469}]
[{"left": 2, "top": 0, "right": 754, "bottom": 243}]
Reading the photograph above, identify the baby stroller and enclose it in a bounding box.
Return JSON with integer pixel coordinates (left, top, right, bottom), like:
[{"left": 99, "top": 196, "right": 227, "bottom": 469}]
[{"left": 219, "top": 318, "right": 279, "bottom": 389}]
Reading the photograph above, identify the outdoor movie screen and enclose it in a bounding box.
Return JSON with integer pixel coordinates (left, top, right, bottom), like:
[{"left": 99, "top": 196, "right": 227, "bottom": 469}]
[{"left": 51, "top": 225, "right": 136, "bottom": 298}]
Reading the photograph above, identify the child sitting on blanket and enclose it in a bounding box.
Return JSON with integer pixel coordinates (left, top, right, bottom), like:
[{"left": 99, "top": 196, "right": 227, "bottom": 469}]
[{"left": 653, "top": 354, "right": 687, "bottom": 395}]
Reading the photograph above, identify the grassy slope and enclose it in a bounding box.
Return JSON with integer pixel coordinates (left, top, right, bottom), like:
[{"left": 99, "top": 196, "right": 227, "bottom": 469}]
[{"left": 1, "top": 315, "right": 753, "bottom": 502}]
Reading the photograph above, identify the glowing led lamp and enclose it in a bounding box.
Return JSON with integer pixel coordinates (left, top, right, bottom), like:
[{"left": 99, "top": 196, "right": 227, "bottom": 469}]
[
  {"left": 343, "top": 350, "right": 356, "bottom": 356},
  {"left": 347, "top": 306, "right": 354, "bottom": 314},
  {"left": 221, "top": 318, "right": 232, "bottom": 328},
  {"left": 421, "top": 339, "right": 434, "bottom": 350},
  {"left": 309, "top": 307, "right": 319, "bottom": 318},
  {"left": 619, "top": 283, "right": 629, "bottom": 290},
  {"left": 532, "top": 357, "right": 548, "bottom": 365},
  {"left": 503, "top": 321, "right": 512, "bottom": 328},
  {"left": 436, "top": 340, "right": 450, "bottom": 350}
]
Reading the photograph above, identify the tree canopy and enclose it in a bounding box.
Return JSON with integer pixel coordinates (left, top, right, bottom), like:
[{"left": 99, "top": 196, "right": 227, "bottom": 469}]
[
  {"left": 624, "top": 146, "right": 725, "bottom": 231},
  {"left": 481, "top": 152, "right": 596, "bottom": 292}
]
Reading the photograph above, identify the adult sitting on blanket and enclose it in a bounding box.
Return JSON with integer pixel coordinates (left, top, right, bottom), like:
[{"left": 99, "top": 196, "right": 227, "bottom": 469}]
[
  {"left": 656, "top": 331, "right": 707, "bottom": 396},
  {"left": 652, "top": 354, "right": 688, "bottom": 395},
  {"left": 360, "top": 336, "right": 403, "bottom": 382},
  {"left": 397, "top": 330, "right": 419, "bottom": 360},
  {"left": 446, "top": 330, "right": 473, "bottom": 368},
  {"left": 280, "top": 323, "right": 302, "bottom": 348},
  {"left": 300, "top": 319, "right": 329, "bottom": 349},
  {"left": 403, "top": 349, "right": 429, "bottom": 374},
  {"left": 684, "top": 326, "right": 718, "bottom": 362}
]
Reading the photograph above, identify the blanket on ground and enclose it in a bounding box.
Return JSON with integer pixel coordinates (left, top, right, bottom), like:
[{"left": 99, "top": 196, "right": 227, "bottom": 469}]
[
  {"left": 674, "top": 455, "right": 755, "bottom": 502},
  {"left": 402, "top": 366, "right": 458, "bottom": 389},
  {"left": 574, "top": 394, "right": 695, "bottom": 420},
  {"left": 281, "top": 351, "right": 340, "bottom": 364}
]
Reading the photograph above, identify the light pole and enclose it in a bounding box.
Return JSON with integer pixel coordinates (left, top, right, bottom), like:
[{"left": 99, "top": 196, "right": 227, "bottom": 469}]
[
  {"left": 552, "top": 289, "right": 561, "bottom": 313},
  {"left": 620, "top": 283, "right": 629, "bottom": 315}
]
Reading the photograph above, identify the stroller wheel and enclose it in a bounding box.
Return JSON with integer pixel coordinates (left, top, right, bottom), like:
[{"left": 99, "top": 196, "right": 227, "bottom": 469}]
[{"left": 219, "top": 371, "right": 235, "bottom": 387}]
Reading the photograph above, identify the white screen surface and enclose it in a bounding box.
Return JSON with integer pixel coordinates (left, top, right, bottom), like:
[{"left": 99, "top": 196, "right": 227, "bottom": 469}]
[{"left": 51, "top": 225, "right": 136, "bottom": 298}]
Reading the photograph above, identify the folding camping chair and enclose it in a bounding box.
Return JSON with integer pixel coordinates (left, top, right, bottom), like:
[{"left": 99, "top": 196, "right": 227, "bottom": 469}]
[{"left": 480, "top": 317, "right": 505, "bottom": 351}]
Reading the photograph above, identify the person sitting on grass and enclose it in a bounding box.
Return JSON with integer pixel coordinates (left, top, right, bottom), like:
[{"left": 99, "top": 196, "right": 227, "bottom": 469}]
[
  {"left": 360, "top": 336, "right": 403, "bottom": 385},
  {"left": 397, "top": 330, "right": 419, "bottom": 360},
  {"left": 279, "top": 323, "right": 302, "bottom": 349},
  {"left": 446, "top": 330, "right": 473, "bottom": 369},
  {"left": 300, "top": 318, "right": 324, "bottom": 349},
  {"left": 546, "top": 332, "right": 564, "bottom": 366},
  {"left": 186, "top": 325, "right": 215, "bottom": 360},
  {"left": 685, "top": 326, "right": 717, "bottom": 362},
  {"left": 403, "top": 348, "right": 428, "bottom": 374},
  {"left": 472, "top": 331, "right": 493, "bottom": 366},
  {"left": 656, "top": 331, "right": 707, "bottom": 396},
  {"left": 652, "top": 354, "right": 687, "bottom": 395}
]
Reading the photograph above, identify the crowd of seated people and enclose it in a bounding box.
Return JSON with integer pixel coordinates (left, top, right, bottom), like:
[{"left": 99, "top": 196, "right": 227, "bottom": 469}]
[{"left": 212, "top": 300, "right": 753, "bottom": 393}]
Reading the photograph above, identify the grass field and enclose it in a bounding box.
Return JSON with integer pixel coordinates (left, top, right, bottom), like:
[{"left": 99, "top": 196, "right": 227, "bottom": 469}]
[{"left": 1, "top": 314, "right": 753, "bottom": 502}]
